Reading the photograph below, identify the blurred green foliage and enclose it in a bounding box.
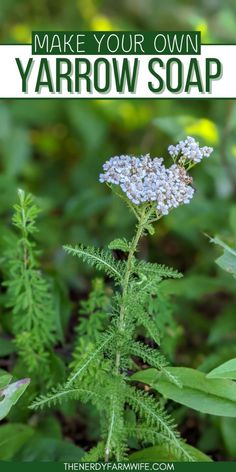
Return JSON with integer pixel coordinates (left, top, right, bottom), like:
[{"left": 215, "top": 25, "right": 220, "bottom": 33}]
[{"left": 1, "top": 0, "right": 236, "bottom": 462}]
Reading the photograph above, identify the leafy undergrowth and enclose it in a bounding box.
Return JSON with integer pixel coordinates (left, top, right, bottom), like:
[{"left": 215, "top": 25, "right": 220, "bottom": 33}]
[{"left": 1, "top": 141, "right": 236, "bottom": 461}]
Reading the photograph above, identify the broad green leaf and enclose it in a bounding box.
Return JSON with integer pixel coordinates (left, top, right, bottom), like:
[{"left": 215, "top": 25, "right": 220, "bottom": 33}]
[
  {"left": 0, "top": 369, "right": 12, "bottom": 389},
  {"left": 0, "top": 423, "right": 34, "bottom": 460},
  {"left": 210, "top": 237, "right": 236, "bottom": 277},
  {"left": 210, "top": 237, "right": 236, "bottom": 256},
  {"left": 0, "top": 378, "right": 30, "bottom": 420},
  {"left": 216, "top": 252, "right": 236, "bottom": 277},
  {"left": 132, "top": 367, "right": 236, "bottom": 417},
  {"left": 207, "top": 359, "right": 236, "bottom": 380},
  {"left": 129, "top": 444, "right": 212, "bottom": 462}
]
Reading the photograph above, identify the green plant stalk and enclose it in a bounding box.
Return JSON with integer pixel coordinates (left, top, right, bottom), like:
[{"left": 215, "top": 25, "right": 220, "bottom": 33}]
[
  {"left": 115, "top": 206, "right": 147, "bottom": 373},
  {"left": 105, "top": 205, "right": 150, "bottom": 462},
  {"left": 105, "top": 396, "right": 116, "bottom": 462}
]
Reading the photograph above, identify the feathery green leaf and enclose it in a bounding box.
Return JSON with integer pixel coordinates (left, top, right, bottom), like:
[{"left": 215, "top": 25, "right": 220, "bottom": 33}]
[{"left": 63, "top": 244, "right": 124, "bottom": 281}]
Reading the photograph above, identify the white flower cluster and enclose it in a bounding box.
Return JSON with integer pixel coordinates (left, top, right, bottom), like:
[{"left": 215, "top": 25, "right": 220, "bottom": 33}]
[
  {"left": 168, "top": 136, "right": 213, "bottom": 163},
  {"left": 99, "top": 154, "right": 195, "bottom": 216}
]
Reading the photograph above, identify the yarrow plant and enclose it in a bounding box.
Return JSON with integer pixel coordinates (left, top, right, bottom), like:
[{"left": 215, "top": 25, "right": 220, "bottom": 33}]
[
  {"left": 31, "top": 137, "right": 213, "bottom": 462},
  {"left": 3, "top": 190, "right": 57, "bottom": 381}
]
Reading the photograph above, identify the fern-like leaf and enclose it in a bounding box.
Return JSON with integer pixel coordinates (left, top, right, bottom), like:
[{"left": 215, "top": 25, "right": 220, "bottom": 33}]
[
  {"left": 130, "top": 341, "right": 168, "bottom": 369},
  {"left": 125, "top": 290, "right": 161, "bottom": 345},
  {"left": 3, "top": 190, "right": 56, "bottom": 380},
  {"left": 127, "top": 425, "right": 199, "bottom": 462},
  {"left": 30, "top": 385, "right": 99, "bottom": 410},
  {"left": 135, "top": 274, "right": 162, "bottom": 296},
  {"left": 63, "top": 244, "right": 124, "bottom": 281},
  {"left": 134, "top": 309, "right": 161, "bottom": 345},
  {"left": 81, "top": 442, "right": 105, "bottom": 462},
  {"left": 66, "top": 331, "right": 114, "bottom": 387},
  {"left": 125, "top": 386, "right": 194, "bottom": 461},
  {"left": 135, "top": 261, "right": 182, "bottom": 279},
  {"left": 102, "top": 378, "right": 127, "bottom": 462},
  {"left": 105, "top": 395, "right": 121, "bottom": 461},
  {"left": 130, "top": 341, "right": 182, "bottom": 387},
  {"left": 126, "top": 424, "right": 169, "bottom": 446},
  {"left": 108, "top": 238, "right": 131, "bottom": 252}
]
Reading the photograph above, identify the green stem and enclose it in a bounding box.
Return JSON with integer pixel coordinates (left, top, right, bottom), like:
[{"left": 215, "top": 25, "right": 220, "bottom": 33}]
[
  {"left": 105, "top": 398, "right": 116, "bottom": 462},
  {"left": 105, "top": 205, "right": 156, "bottom": 461},
  {"left": 115, "top": 205, "right": 147, "bottom": 373}
]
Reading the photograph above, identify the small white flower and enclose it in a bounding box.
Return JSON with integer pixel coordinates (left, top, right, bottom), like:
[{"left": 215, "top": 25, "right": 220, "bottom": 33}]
[
  {"left": 168, "top": 136, "right": 213, "bottom": 163},
  {"left": 100, "top": 152, "right": 202, "bottom": 215},
  {"left": 100, "top": 137, "right": 213, "bottom": 216}
]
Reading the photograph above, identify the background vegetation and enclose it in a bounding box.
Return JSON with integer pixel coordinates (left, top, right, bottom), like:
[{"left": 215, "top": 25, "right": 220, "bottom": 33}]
[{"left": 1, "top": 0, "right": 236, "bottom": 462}]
